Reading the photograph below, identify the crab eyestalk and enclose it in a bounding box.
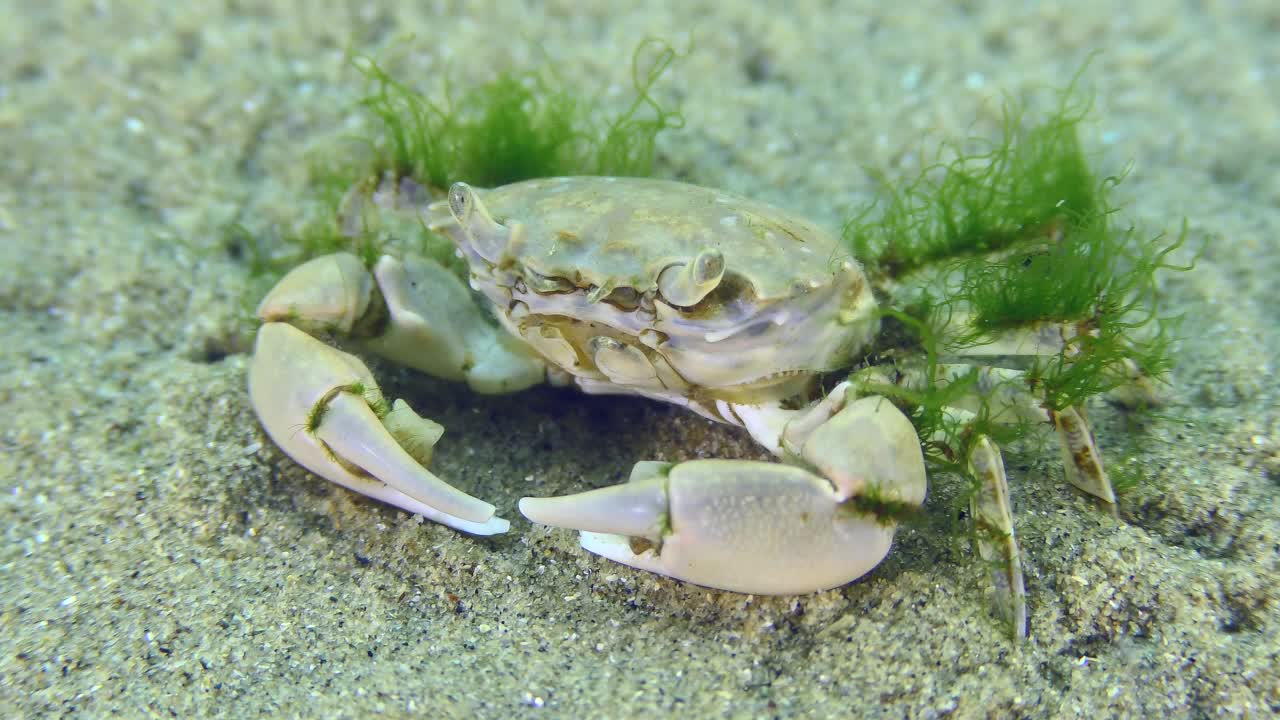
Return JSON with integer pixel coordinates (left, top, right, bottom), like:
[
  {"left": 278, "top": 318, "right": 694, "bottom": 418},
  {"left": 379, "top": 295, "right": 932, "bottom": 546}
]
[
  {"left": 656, "top": 248, "right": 726, "bottom": 306},
  {"left": 447, "top": 182, "right": 513, "bottom": 263}
]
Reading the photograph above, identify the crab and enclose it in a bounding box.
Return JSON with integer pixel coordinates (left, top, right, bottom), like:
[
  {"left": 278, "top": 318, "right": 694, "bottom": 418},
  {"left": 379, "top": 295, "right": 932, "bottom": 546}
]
[{"left": 248, "top": 176, "right": 1125, "bottom": 637}]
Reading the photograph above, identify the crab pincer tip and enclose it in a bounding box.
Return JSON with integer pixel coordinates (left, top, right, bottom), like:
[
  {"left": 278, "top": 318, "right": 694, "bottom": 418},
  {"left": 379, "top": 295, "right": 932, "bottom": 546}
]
[
  {"left": 519, "top": 479, "right": 668, "bottom": 541},
  {"left": 317, "top": 393, "right": 498, "bottom": 524}
]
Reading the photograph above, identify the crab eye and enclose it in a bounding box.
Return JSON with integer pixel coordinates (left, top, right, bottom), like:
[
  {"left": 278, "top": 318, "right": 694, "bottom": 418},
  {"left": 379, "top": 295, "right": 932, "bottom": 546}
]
[
  {"left": 448, "top": 183, "right": 473, "bottom": 220},
  {"left": 657, "top": 248, "right": 726, "bottom": 307}
]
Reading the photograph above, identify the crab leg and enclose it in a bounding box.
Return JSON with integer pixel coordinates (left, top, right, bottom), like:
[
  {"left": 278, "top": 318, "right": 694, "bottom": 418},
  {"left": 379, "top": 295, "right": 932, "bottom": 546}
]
[
  {"left": 864, "top": 362, "right": 1120, "bottom": 637},
  {"left": 520, "top": 395, "right": 926, "bottom": 595},
  {"left": 524, "top": 459, "right": 901, "bottom": 594},
  {"left": 966, "top": 434, "right": 1027, "bottom": 639},
  {"left": 938, "top": 317, "right": 1074, "bottom": 358},
  {"left": 248, "top": 250, "right": 546, "bottom": 535},
  {"left": 250, "top": 323, "right": 509, "bottom": 534},
  {"left": 937, "top": 317, "right": 1163, "bottom": 408},
  {"left": 1050, "top": 405, "right": 1114, "bottom": 506},
  {"left": 890, "top": 364, "right": 1119, "bottom": 507}
]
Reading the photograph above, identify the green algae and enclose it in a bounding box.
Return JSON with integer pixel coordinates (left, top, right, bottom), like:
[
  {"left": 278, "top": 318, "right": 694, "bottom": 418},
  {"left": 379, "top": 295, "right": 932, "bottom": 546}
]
[
  {"left": 355, "top": 37, "right": 684, "bottom": 191},
  {"left": 839, "top": 76, "right": 1194, "bottom": 611},
  {"left": 844, "top": 79, "right": 1102, "bottom": 278},
  {"left": 846, "top": 76, "right": 1190, "bottom": 435}
]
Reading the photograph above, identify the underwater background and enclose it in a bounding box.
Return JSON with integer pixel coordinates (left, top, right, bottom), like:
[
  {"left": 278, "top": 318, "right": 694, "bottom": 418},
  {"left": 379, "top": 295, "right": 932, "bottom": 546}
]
[{"left": 2, "top": 1, "right": 1277, "bottom": 717}]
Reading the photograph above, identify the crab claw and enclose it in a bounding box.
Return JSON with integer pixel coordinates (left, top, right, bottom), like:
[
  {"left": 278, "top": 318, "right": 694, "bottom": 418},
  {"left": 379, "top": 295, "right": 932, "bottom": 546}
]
[
  {"left": 520, "top": 397, "right": 926, "bottom": 594},
  {"left": 249, "top": 322, "right": 509, "bottom": 535}
]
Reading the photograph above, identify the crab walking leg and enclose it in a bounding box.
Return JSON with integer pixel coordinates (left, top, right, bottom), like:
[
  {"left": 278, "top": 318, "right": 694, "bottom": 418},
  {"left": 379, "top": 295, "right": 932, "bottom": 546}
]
[
  {"left": 1050, "top": 405, "right": 1115, "bottom": 506},
  {"left": 913, "top": 365, "right": 1052, "bottom": 425},
  {"left": 940, "top": 366, "right": 1118, "bottom": 507},
  {"left": 934, "top": 316, "right": 1163, "bottom": 409},
  {"left": 249, "top": 322, "right": 509, "bottom": 534},
  {"left": 1108, "top": 357, "right": 1163, "bottom": 409},
  {"left": 938, "top": 317, "right": 1074, "bottom": 358},
  {"left": 966, "top": 435, "right": 1028, "bottom": 639},
  {"left": 519, "top": 396, "right": 926, "bottom": 595},
  {"left": 885, "top": 364, "right": 1119, "bottom": 507},
  {"left": 875, "top": 363, "right": 1113, "bottom": 636},
  {"left": 900, "top": 402, "right": 1028, "bottom": 640}
]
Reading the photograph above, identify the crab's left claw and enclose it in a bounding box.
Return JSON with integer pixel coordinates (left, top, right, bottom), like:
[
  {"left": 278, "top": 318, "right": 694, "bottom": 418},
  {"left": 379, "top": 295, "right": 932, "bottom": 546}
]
[
  {"left": 249, "top": 322, "right": 510, "bottom": 535},
  {"left": 519, "top": 397, "right": 925, "bottom": 594}
]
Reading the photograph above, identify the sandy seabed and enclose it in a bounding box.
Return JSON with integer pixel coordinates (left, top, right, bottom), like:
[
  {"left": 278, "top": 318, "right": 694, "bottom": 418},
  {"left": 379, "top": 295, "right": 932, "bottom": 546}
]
[{"left": 2, "top": 1, "right": 1277, "bottom": 717}]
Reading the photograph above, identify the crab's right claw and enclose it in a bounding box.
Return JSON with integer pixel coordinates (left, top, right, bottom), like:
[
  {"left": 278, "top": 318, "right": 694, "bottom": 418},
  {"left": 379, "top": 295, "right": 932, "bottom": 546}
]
[
  {"left": 521, "top": 459, "right": 898, "bottom": 594},
  {"left": 520, "top": 398, "right": 926, "bottom": 595},
  {"left": 248, "top": 322, "right": 509, "bottom": 535}
]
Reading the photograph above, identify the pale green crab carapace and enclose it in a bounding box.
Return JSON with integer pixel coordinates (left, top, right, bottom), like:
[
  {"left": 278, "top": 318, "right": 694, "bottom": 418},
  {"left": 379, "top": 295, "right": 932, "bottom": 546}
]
[{"left": 249, "top": 176, "right": 1118, "bottom": 637}]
